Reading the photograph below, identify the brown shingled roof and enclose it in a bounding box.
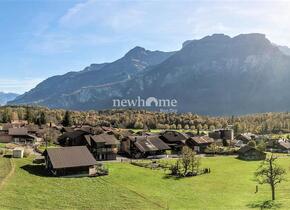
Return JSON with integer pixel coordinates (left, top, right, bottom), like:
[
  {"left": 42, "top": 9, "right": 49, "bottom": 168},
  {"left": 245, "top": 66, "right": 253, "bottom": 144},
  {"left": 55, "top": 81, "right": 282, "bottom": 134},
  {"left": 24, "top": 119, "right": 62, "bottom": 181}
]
[
  {"left": 129, "top": 136, "right": 170, "bottom": 152},
  {"left": 8, "top": 127, "right": 28, "bottom": 136},
  {"left": 46, "top": 146, "right": 97, "bottom": 169},
  {"left": 91, "top": 133, "right": 119, "bottom": 145},
  {"left": 190, "top": 136, "right": 214, "bottom": 144}
]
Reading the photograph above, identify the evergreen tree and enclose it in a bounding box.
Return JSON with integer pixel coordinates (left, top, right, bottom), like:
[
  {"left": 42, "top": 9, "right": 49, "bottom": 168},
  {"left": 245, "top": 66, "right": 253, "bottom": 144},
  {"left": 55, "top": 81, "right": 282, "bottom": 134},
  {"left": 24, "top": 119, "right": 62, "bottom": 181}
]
[{"left": 62, "top": 111, "right": 72, "bottom": 127}]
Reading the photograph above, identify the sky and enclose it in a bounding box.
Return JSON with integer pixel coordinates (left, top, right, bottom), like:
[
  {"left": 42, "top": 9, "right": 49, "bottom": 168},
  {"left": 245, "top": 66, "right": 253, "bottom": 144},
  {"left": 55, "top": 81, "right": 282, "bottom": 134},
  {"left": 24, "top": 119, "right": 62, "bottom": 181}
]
[{"left": 0, "top": 0, "right": 290, "bottom": 94}]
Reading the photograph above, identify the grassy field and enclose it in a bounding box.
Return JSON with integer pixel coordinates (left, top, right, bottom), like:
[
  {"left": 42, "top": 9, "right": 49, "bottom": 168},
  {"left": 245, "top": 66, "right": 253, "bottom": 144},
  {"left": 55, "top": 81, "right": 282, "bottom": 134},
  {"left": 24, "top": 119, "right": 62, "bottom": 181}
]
[
  {"left": 1, "top": 156, "right": 290, "bottom": 210},
  {"left": 0, "top": 158, "right": 12, "bottom": 186}
]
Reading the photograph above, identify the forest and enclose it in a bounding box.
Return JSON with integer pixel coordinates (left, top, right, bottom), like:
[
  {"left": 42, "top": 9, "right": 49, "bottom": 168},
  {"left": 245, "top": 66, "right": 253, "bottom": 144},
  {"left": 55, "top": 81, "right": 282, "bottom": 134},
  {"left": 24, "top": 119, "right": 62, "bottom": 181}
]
[{"left": 1, "top": 106, "right": 290, "bottom": 135}]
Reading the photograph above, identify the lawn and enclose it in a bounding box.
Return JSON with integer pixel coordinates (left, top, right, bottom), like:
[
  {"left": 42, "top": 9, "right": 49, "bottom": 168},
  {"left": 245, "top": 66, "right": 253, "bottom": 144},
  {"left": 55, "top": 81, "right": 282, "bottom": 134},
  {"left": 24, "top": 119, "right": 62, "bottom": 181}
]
[
  {"left": 1, "top": 156, "right": 290, "bottom": 209},
  {"left": 0, "top": 158, "right": 12, "bottom": 186}
]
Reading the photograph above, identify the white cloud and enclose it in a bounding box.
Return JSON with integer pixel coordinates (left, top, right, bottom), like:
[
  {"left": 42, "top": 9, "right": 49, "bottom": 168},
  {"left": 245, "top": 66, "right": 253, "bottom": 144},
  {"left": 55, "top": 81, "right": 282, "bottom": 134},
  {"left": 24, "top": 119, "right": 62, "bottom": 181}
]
[{"left": 30, "top": 0, "right": 290, "bottom": 54}]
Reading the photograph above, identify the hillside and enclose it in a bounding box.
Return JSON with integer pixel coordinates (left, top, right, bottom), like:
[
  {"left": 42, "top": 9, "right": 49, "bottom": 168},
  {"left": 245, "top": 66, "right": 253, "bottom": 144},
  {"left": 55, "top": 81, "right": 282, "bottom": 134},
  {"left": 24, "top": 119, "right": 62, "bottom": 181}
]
[
  {"left": 0, "top": 92, "right": 19, "bottom": 105},
  {"left": 11, "top": 47, "right": 175, "bottom": 106},
  {"left": 9, "top": 33, "right": 290, "bottom": 115}
]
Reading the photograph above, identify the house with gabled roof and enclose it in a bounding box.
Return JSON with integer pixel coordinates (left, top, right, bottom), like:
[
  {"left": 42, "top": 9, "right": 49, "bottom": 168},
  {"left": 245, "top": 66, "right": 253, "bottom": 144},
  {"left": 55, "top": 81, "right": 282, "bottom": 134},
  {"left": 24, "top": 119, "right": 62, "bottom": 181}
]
[
  {"left": 57, "top": 130, "right": 91, "bottom": 146},
  {"left": 43, "top": 146, "right": 98, "bottom": 176},
  {"left": 85, "top": 133, "right": 119, "bottom": 161},
  {"left": 186, "top": 136, "right": 214, "bottom": 153},
  {"left": 8, "top": 127, "right": 37, "bottom": 144},
  {"left": 121, "top": 136, "right": 170, "bottom": 158},
  {"left": 159, "top": 131, "right": 188, "bottom": 151},
  {"left": 238, "top": 145, "right": 266, "bottom": 160}
]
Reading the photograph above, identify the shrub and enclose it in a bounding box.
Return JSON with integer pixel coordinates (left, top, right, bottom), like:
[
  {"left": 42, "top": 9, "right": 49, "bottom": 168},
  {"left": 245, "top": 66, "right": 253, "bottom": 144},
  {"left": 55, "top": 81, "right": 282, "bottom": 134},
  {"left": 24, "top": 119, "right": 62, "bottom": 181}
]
[{"left": 23, "top": 149, "right": 32, "bottom": 157}]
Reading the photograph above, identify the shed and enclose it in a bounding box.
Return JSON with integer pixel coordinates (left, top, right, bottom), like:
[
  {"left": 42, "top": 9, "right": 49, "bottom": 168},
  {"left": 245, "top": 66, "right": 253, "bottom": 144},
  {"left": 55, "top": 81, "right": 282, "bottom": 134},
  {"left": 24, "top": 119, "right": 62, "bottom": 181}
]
[{"left": 13, "top": 147, "right": 24, "bottom": 158}]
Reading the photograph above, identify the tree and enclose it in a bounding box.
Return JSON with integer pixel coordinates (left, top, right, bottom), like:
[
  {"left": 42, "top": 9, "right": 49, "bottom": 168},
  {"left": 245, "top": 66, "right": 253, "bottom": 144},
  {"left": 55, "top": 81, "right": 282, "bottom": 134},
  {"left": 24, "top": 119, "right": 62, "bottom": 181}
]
[
  {"left": 255, "top": 154, "right": 286, "bottom": 200},
  {"left": 171, "top": 146, "right": 200, "bottom": 177},
  {"left": 134, "top": 121, "right": 144, "bottom": 129},
  {"left": 257, "top": 140, "right": 266, "bottom": 152},
  {"left": 248, "top": 140, "right": 256, "bottom": 147},
  {"left": 205, "top": 142, "right": 218, "bottom": 156},
  {"left": 39, "top": 112, "right": 47, "bottom": 125},
  {"left": 25, "top": 107, "right": 34, "bottom": 123},
  {"left": 62, "top": 111, "right": 73, "bottom": 127}
]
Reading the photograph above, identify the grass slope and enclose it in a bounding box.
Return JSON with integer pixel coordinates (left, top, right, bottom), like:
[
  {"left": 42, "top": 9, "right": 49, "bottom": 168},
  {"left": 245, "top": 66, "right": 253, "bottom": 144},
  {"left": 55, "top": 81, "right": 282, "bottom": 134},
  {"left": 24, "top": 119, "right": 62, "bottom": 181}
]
[
  {"left": 1, "top": 156, "right": 290, "bottom": 209},
  {"left": 0, "top": 158, "right": 12, "bottom": 187}
]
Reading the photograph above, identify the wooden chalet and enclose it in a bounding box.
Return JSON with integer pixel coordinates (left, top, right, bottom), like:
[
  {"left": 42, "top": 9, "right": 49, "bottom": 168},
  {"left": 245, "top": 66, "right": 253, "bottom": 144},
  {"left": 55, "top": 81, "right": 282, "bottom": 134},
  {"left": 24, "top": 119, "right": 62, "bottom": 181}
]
[
  {"left": 267, "top": 139, "right": 290, "bottom": 153},
  {"left": 159, "top": 131, "right": 188, "bottom": 151},
  {"left": 44, "top": 146, "right": 98, "bottom": 176},
  {"left": 121, "top": 136, "right": 170, "bottom": 158},
  {"left": 236, "top": 133, "right": 257, "bottom": 144},
  {"left": 186, "top": 136, "right": 214, "bottom": 153},
  {"left": 8, "top": 127, "right": 37, "bottom": 144},
  {"left": 57, "top": 130, "right": 91, "bottom": 146},
  {"left": 238, "top": 145, "right": 266, "bottom": 160},
  {"left": 85, "top": 133, "right": 119, "bottom": 161}
]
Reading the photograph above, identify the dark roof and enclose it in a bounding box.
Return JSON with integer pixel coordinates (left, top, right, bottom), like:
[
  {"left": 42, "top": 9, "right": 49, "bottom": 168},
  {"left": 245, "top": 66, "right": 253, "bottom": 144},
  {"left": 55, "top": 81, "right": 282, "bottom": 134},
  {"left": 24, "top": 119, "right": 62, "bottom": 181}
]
[
  {"left": 8, "top": 127, "right": 28, "bottom": 136},
  {"left": 238, "top": 145, "right": 263, "bottom": 154},
  {"left": 189, "top": 136, "right": 214, "bottom": 144},
  {"left": 75, "top": 126, "right": 94, "bottom": 134},
  {"left": 46, "top": 146, "right": 97, "bottom": 169},
  {"left": 58, "top": 130, "right": 88, "bottom": 140},
  {"left": 91, "top": 133, "right": 119, "bottom": 145},
  {"left": 26, "top": 124, "right": 39, "bottom": 133},
  {"left": 61, "top": 127, "right": 74, "bottom": 133},
  {"left": 2, "top": 123, "right": 13, "bottom": 131},
  {"left": 129, "top": 136, "right": 170, "bottom": 152},
  {"left": 161, "top": 131, "right": 189, "bottom": 142}
]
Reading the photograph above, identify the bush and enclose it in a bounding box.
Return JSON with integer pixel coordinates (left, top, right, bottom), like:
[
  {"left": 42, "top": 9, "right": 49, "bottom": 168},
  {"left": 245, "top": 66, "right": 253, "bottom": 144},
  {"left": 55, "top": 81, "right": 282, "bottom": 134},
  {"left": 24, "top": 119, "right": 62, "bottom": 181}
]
[
  {"left": 24, "top": 149, "right": 32, "bottom": 157},
  {"left": 0, "top": 148, "right": 6, "bottom": 156}
]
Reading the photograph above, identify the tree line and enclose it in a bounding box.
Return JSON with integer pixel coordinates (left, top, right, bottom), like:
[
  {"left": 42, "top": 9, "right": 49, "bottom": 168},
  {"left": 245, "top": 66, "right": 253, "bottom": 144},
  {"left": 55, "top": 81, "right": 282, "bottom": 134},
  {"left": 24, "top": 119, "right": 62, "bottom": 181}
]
[{"left": 1, "top": 106, "right": 290, "bottom": 134}]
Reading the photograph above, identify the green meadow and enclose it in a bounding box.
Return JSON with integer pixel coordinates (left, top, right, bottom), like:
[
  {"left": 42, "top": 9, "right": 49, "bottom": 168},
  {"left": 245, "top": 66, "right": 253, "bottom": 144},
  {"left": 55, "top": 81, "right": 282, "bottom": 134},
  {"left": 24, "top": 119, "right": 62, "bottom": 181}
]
[{"left": 1, "top": 156, "right": 290, "bottom": 210}]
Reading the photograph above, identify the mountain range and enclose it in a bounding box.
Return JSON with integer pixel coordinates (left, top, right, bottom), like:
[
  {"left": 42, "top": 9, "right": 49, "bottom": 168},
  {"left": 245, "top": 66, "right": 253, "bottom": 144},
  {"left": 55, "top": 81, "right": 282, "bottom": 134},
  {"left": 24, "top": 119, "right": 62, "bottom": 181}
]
[
  {"left": 9, "top": 33, "right": 290, "bottom": 115},
  {"left": 0, "top": 92, "right": 19, "bottom": 105}
]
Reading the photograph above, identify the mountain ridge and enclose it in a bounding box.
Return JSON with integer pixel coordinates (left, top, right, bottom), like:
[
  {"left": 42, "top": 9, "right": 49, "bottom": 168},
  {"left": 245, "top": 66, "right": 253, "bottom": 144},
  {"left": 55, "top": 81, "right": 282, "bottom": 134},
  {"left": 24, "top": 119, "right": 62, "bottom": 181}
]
[
  {"left": 9, "top": 33, "right": 290, "bottom": 115},
  {"left": 0, "top": 92, "right": 19, "bottom": 105}
]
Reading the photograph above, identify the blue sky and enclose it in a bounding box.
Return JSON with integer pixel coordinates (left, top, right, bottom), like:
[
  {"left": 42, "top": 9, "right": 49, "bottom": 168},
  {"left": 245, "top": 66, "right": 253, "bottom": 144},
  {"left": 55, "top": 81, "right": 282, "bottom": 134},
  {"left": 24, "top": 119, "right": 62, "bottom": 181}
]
[{"left": 0, "top": 0, "right": 289, "bottom": 94}]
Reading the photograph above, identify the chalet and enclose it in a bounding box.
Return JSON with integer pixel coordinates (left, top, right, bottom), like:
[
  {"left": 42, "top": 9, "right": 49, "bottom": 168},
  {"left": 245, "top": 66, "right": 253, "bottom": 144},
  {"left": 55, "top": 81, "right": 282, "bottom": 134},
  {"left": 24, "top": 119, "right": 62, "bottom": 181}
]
[
  {"left": 85, "top": 133, "right": 119, "bottom": 161},
  {"left": 267, "top": 139, "right": 290, "bottom": 153},
  {"left": 44, "top": 146, "right": 98, "bottom": 176},
  {"left": 75, "top": 125, "right": 95, "bottom": 134},
  {"left": 58, "top": 130, "right": 91, "bottom": 146},
  {"left": 121, "top": 136, "right": 170, "bottom": 158},
  {"left": 236, "top": 133, "right": 257, "bottom": 144},
  {"left": 186, "top": 136, "right": 214, "bottom": 153},
  {"left": 238, "top": 145, "right": 266, "bottom": 160},
  {"left": 0, "top": 130, "right": 12, "bottom": 143},
  {"left": 8, "top": 127, "right": 37, "bottom": 144},
  {"left": 160, "top": 131, "right": 188, "bottom": 151}
]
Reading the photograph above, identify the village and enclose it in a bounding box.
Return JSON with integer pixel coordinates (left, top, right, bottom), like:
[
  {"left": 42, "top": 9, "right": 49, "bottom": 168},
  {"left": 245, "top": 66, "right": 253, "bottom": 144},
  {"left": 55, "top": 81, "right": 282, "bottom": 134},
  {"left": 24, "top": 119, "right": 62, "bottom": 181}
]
[{"left": 1, "top": 117, "right": 290, "bottom": 177}]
